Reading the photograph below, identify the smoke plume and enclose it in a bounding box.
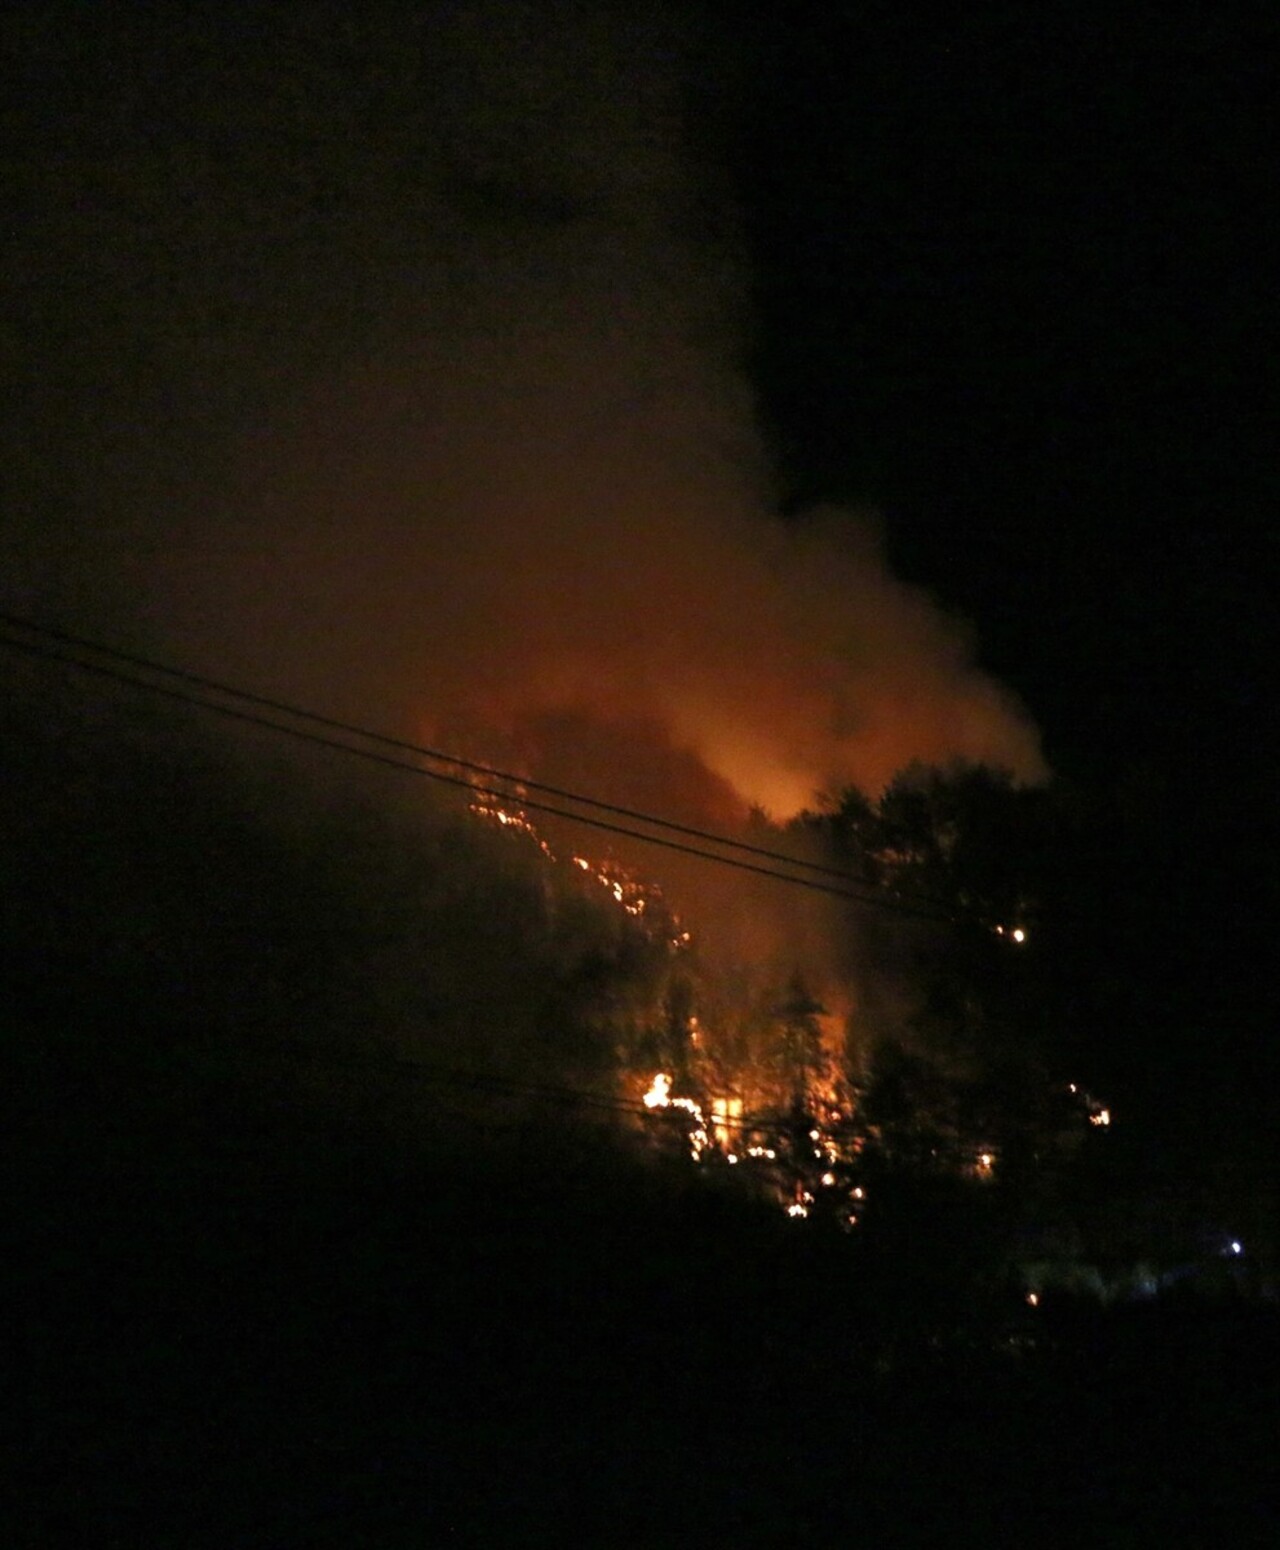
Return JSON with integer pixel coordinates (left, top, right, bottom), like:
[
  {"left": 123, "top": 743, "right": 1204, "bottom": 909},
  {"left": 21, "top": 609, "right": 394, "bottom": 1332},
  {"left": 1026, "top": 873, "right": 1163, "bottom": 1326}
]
[{"left": 5, "top": 2, "right": 1045, "bottom": 830}]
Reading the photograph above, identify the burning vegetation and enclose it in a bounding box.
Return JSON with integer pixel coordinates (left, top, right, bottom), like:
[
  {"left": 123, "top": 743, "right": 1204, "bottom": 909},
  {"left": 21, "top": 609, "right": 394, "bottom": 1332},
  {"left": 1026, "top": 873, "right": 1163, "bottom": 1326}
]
[
  {"left": 5, "top": 647, "right": 1117, "bottom": 1296},
  {"left": 468, "top": 768, "right": 1110, "bottom": 1228}
]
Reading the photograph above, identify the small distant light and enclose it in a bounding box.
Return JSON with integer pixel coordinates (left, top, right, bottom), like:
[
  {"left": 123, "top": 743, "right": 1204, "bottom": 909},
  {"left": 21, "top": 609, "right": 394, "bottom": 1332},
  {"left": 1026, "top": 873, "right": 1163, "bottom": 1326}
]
[
  {"left": 821, "top": 1171, "right": 837, "bottom": 1187},
  {"left": 852, "top": 1186, "right": 865, "bottom": 1200},
  {"left": 1026, "top": 1291, "right": 1040, "bottom": 1308},
  {"left": 787, "top": 1203, "right": 808, "bottom": 1219},
  {"left": 1230, "top": 1240, "right": 1243, "bottom": 1256},
  {"left": 1011, "top": 927, "right": 1026, "bottom": 944},
  {"left": 727, "top": 1154, "right": 739, "bottom": 1165}
]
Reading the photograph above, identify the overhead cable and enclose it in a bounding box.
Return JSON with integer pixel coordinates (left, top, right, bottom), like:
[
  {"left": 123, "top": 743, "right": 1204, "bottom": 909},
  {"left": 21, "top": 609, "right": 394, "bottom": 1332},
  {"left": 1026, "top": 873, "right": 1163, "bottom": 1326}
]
[{"left": 0, "top": 612, "right": 974, "bottom": 924}]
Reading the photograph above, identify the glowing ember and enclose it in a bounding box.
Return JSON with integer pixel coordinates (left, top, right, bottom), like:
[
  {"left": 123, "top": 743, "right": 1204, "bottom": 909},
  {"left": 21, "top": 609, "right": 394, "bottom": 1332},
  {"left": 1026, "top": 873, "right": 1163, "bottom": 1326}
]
[
  {"left": 1071, "top": 1084, "right": 1113, "bottom": 1130},
  {"left": 469, "top": 797, "right": 555, "bottom": 857},
  {"left": 567, "top": 852, "right": 666, "bottom": 921}
]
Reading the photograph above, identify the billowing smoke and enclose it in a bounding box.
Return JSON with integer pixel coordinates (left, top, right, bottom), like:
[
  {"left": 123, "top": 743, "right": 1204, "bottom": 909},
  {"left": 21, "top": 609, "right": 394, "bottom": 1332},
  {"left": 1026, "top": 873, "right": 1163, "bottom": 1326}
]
[{"left": 6, "top": 2, "right": 1044, "bottom": 835}]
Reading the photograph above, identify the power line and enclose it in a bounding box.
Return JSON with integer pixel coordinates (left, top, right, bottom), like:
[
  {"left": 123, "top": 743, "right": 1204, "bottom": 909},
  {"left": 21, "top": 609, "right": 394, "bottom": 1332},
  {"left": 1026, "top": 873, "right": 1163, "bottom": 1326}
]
[
  {"left": 179, "top": 1035, "right": 871, "bottom": 1142},
  {"left": 5, "top": 628, "right": 951, "bottom": 920},
  {"left": 0, "top": 608, "right": 881, "bottom": 886},
  {"left": 0, "top": 612, "right": 972, "bottom": 924}
]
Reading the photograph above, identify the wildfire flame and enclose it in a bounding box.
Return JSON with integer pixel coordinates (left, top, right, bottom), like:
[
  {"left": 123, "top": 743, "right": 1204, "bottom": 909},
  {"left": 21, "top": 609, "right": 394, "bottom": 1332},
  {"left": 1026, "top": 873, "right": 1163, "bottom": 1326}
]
[
  {"left": 639, "top": 1069, "right": 875, "bottom": 1223},
  {"left": 642, "top": 1072, "right": 710, "bottom": 1160},
  {"left": 468, "top": 795, "right": 555, "bottom": 858},
  {"left": 472, "top": 797, "right": 677, "bottom": 928},
  {"left": 471, "top": 787, "right": 1005, "bottom": 1228},
  {"left": 1070, "top": 1083, "right": 1113, "bottom": 1129}
]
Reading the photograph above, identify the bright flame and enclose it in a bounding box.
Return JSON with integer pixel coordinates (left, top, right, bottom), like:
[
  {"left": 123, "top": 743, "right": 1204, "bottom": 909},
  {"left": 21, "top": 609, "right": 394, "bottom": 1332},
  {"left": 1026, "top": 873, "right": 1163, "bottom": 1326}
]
[
  {"left": 711, "top": 1095, "right": 743, "bottom": 1150},
  {"left": 643, "top": 1072, "right": 672, "bottom": 1109},
  {"left": 641, "top": 1072, "right": 710, "bottom": 1160}
]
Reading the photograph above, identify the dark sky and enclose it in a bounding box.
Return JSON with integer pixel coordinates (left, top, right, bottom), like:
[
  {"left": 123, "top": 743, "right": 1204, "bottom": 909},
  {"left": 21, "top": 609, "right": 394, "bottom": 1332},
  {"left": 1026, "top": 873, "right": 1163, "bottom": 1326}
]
[
  {"left": 738, "top": 4, "right": 1276, "bottom": 1163},
  {"left": 3, "top": 2, "right": 1274, "bottom": 1163},
  {"left": 743, "top": 4, "right": 1272, "bottom": 778}
]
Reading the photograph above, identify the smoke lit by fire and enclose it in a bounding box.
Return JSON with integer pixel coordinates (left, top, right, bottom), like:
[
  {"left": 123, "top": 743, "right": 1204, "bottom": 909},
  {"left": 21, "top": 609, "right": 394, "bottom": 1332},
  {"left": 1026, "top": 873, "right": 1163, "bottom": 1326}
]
[
  {"left": 4, "top": 7, "right": 1063, "bottom": 1222},
  {"left": 5, "top": 3, "right": 1046, "bottom": 841}
]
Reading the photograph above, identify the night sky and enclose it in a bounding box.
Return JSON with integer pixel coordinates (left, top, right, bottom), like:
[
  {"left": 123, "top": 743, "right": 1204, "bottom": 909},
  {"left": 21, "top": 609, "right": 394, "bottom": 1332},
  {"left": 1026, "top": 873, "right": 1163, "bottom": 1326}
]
[
  {"left": 739, "top": 4, "right": 1276, "bottom": 1169},
  {"left": 745, "top": 4, "right": 1272, "bottom": 786},
  {"left": 4, "top": 3, "right": 1275, "bottom": 1176}
]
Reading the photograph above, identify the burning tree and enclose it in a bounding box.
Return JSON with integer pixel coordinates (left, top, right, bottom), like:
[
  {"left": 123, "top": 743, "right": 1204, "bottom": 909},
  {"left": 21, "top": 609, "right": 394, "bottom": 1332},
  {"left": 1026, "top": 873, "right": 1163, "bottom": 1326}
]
[{"left": 468, "top": 760, "right": 1104, "bottom": 1237}]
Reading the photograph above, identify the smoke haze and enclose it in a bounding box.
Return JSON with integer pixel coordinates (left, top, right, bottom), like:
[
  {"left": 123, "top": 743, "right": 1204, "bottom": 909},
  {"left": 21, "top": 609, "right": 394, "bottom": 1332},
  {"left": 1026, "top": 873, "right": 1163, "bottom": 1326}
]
[{"left": 5, "top": 2, "right": 1045, "bottom": 828}]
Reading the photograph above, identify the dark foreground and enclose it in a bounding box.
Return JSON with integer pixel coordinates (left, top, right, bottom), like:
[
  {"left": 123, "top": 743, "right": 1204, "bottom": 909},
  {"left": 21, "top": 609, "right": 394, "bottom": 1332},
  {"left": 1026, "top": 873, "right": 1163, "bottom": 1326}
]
[{"left": 9, "top": 1056, "right": 1278, "bottom": 1547}]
